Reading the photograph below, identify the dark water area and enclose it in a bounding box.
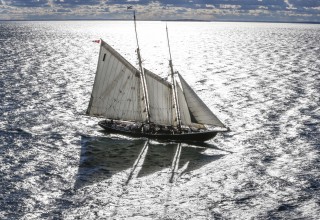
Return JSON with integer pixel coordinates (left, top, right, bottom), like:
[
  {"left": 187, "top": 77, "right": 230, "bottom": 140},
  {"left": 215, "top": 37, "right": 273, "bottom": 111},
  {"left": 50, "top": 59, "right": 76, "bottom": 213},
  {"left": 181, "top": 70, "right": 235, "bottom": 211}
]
[{"left": 0, "top": 21, "right": 319, "bottom": 219}]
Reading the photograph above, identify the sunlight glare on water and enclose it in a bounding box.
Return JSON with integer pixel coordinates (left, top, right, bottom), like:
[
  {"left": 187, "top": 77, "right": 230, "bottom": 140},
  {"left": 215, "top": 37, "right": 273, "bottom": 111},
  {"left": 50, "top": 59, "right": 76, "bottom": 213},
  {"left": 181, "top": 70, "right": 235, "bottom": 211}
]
[{"left": 0, "top": 21, "right": 319, "bottom": 219}]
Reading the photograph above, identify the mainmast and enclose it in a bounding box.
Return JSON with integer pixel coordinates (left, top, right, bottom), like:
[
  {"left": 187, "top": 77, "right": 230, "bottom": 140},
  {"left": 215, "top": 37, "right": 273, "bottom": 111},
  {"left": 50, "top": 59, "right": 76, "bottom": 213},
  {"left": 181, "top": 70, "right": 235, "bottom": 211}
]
[
  {"left": 133, "top": 11, "right": 151, "bottom": 124},
  {"left": 166, "top": 24, "right": 182, "bottom": 131}
]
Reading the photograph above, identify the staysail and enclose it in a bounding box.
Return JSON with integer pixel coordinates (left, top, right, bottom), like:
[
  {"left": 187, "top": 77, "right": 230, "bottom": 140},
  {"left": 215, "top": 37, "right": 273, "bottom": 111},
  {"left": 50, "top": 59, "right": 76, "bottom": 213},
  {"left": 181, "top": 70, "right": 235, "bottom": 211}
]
[
  {"left": 176, "top": 84, "right": 192, "bottom": 126},
  {"left": 144, "top": 69, "right": 193, "bottom": 126},
  {"left": 86, "top": 40, "right": 145, "bottom": 122},
  {"left": 144, "top": 68, "right": 173, "bottom": 125},
  {"left": 178, "top": 73, "right": 226, "bottom": 128}
]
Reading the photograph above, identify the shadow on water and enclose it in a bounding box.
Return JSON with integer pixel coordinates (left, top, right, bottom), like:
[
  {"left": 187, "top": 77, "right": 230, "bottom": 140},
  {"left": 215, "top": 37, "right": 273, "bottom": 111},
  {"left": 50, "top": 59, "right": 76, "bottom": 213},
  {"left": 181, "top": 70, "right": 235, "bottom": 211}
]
[
  {"left": 74, "top": 135, "right": 228, "bottom": 189},
  {"left": 139, "top": 142, "right": 226, "bottom": 179},
  {"left": 74, "top": 136, "right": 145, "bottom": 189},
  {"left": 51, "top": 135, "right": 228, "bottom": 218}
]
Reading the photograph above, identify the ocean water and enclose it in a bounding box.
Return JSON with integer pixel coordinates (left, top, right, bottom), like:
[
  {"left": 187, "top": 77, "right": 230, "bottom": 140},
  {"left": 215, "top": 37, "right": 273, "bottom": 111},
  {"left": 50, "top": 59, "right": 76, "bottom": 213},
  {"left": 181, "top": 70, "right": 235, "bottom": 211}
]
[{"left": 0, "top": 20, "right": 319, "bottom": 219}]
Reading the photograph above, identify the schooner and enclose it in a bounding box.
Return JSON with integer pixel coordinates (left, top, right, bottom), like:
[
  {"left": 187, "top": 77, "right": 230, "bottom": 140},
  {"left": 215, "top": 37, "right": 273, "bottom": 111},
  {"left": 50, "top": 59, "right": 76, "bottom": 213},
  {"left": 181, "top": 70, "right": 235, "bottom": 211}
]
[{"left": 86, "top": 12, "right": 229, "bottom": 142}]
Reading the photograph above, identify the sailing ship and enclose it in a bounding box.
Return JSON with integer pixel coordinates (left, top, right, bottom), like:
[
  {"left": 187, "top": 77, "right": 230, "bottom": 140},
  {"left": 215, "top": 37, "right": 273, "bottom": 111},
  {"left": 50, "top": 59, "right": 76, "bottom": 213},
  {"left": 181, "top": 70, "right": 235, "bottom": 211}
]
[{"left": 86, "top": 13, "right": 229, "bottom": 142}]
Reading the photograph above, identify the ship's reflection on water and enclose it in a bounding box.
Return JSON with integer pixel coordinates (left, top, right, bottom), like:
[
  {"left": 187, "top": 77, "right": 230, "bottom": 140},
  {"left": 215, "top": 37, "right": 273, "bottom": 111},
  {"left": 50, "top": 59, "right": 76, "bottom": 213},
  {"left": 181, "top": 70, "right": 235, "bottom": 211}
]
[{"left": 75, "top": 135, "right": 227, "bottom": 188}]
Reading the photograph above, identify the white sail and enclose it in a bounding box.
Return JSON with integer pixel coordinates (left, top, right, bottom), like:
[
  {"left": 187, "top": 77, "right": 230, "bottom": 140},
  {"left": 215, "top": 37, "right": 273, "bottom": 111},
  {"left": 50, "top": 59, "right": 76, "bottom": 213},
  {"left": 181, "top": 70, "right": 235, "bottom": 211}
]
[
  {"left": 87, "top": 40, "right": 145, "bottom": 122},
  {"left": 176, "top": 84, "right": 192, "bottom": 126},
  {"left": 178, "top": 73, "right": 226, "bottom": 127},
  {"left": 144, "top": 68, "right": 174, "bottom": 125},
  {"left": 144, "top": 69, "right": 193, "bottom": 126}
]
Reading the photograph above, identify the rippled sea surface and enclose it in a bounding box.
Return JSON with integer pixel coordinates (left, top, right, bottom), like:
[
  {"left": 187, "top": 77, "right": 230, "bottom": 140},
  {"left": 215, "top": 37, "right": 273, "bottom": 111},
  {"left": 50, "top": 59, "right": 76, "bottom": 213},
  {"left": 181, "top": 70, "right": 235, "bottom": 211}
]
[{"left": 1, "top": 21, "right": 319, "bottom": 219}]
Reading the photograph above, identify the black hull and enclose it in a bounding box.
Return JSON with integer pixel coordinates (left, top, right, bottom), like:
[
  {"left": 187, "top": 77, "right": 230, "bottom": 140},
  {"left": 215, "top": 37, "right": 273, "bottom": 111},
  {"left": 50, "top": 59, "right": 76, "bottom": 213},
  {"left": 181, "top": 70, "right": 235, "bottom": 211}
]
[{"left": 98, "top": 121, "right": 218, "bottom": 142}]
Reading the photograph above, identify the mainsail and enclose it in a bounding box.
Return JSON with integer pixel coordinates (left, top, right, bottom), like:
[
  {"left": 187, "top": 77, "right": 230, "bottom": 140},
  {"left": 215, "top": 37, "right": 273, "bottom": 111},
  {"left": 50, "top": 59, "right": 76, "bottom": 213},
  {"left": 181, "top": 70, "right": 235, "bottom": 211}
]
[
  {"left": 178, "top": 73, "right": 226, "bottom": 128},
  {"left": 86, "top": 40, "right": 145, "bottom": 122}
]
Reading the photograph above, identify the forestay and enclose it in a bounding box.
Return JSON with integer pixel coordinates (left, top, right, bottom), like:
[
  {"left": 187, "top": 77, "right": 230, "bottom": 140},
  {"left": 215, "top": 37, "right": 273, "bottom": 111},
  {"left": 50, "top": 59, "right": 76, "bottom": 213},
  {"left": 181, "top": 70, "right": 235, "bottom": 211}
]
[
  {"left": 178, "top": 73, "right": 226, "bottom": 128},
  {"left": 86, "top": 40, "right": 145, "bottom": 122}
]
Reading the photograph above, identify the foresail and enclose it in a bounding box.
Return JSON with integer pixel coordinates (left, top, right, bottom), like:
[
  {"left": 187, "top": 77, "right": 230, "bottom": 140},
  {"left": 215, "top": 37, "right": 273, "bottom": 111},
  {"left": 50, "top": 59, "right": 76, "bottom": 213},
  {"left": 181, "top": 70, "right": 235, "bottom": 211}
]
[
  {"left": 87, "top": 40, "right": 145, "bottom": 122},
  {"left": 176, "top": 84, "right": 192, "bottom": 126},
  {"left": 178, "top": 74, "right": 226, "bottom": 127},
  {"left": 144, "top": 68, "right": 173, "bottom": 125}
]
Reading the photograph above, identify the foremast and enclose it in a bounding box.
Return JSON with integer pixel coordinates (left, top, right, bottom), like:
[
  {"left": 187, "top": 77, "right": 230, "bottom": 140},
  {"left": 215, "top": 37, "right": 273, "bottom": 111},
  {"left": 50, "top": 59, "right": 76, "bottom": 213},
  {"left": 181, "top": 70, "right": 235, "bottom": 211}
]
[
  {"left": 166, "top": 24, "right": 182, "bottom": 131},
  {"left": 133, "top": 11, "right": 151, "bottom": 124}
]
